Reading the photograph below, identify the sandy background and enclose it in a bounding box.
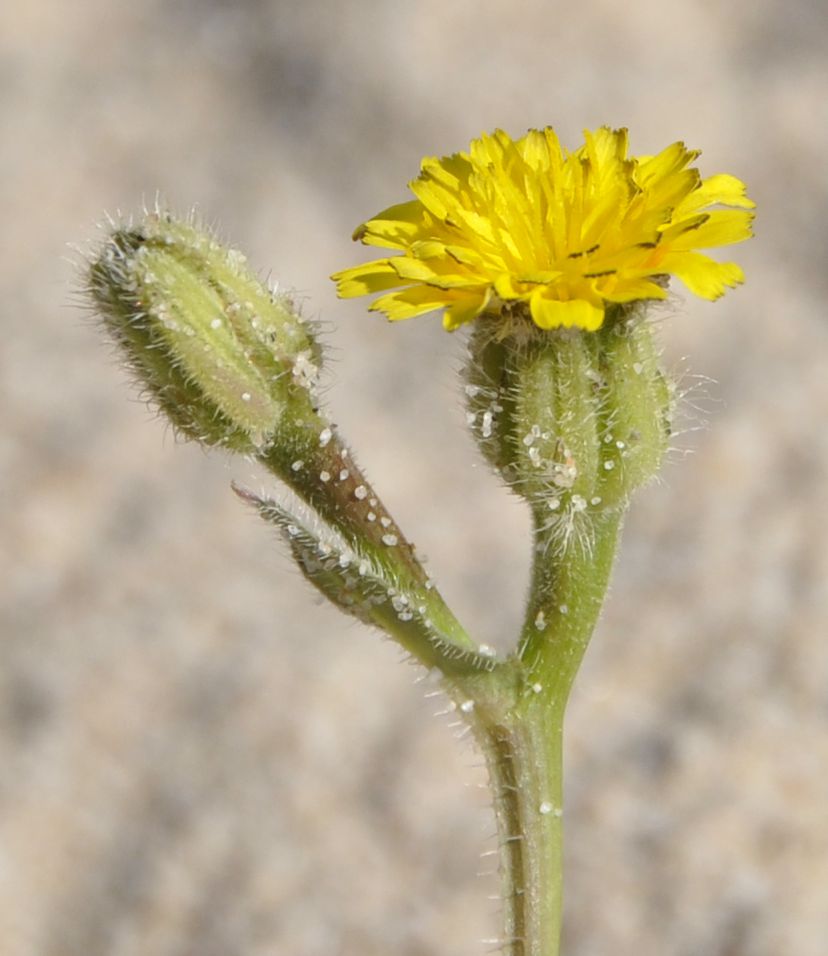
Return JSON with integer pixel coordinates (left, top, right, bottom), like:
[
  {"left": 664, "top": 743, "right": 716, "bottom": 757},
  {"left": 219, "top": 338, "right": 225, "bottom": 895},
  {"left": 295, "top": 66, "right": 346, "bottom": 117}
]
[{"left": 2, "top": 1, "right": 827, "bottom": 954}]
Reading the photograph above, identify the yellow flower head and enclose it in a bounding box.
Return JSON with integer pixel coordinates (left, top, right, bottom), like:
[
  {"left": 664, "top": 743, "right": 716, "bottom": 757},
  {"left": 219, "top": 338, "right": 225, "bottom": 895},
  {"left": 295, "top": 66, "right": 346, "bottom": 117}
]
[{"left": 332, "top": 127, "right": 755, "bottom": 332}]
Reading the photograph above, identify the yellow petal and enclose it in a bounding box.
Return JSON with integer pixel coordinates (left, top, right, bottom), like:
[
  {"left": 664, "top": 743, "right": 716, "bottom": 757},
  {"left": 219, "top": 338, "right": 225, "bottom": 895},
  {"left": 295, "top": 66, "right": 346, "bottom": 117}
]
[
  {"left": 354, "top": 199, "right": 422, "bottom": 230},
  {"left": 420, "top": 153, "right": 472, "bottom": 193},
  {"left": 443, "top": 290, "right": 491, "bottom": 331},
  {"left": 445, "top": 206, "right": 497, "bottom": 246},
  {"left": 353, "top": 200, "right": 427, "bottom": 249},
  {"left": 658, "top": 212, "right": 710, "bottom": 245},
  {"left": 519, "top": 129, "right": 552, "bottom": 171},
  {"left": 408, "top": 239, "right": 486, "bottom": 270},
  {"left": 390, "top": 256, "right": 484, "bottom": 290},
  {"left": 658, "top": 252, "right": 745, "bottom": 299},
  {"left": 639, "top": 168, "right": 701, "bottom": 214},
  {"left": 636, "top": 141, "right": 700, "bottom": 188},
  {"left": 675, "top": 174, "right": 755, "bottom": 215},
  {"left": 668, "top": 209, "right": 755, "bottom": 250},
  {"left": 581, "top": 127, "right": 629, "bottom": 181},
  {"left": 442, "top": 243, "right": 487, "bottom": 268},
  {"left": 468, "top": 129, "right": 511, "bottom": 169},
  {"left": 530, "top": 291, "right": 605, "bottom": 331},
  {"left": 494, "top": 274, "right": 529, "bottom": 299},
  {"left": 410, "top": 239, "right": 449, "bottom": 259},
  {"left": 371, "top": 286, "right": 452, "bottom": 321},
  {"left": 409, "top": 174, "right": 461, "bottom": 220},
  {"left": 331, "top": 260, "right": 402, "bottom": 298},
  {"left": 599, "top": 278, "right": 668, "bottom": 303}
]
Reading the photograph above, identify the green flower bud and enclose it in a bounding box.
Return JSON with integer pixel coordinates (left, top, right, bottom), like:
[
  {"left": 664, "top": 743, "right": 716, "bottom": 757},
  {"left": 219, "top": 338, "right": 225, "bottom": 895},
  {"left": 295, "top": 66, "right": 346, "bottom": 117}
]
[
  {"left": 465, "top": 305, "right": 673, "bottom": 543},
  {"left": 87, "top": 211, "right": 322, "bottom": 454}
]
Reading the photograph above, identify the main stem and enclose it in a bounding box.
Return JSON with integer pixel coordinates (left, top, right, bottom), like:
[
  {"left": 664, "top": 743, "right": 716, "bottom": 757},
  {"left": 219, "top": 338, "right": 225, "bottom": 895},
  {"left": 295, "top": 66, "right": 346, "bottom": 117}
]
[
  {"left": 462, "top": 509, "right": 623, "bottom": 956},
  {"left": 476, "top": 700, "right": 567, "bottom": 956}
]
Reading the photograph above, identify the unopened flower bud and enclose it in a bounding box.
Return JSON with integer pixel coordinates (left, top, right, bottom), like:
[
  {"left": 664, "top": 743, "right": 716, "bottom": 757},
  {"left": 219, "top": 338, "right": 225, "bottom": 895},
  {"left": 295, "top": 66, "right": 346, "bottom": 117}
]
[{"left": 87, "top": 211, "right": 322, "bottom": 454}]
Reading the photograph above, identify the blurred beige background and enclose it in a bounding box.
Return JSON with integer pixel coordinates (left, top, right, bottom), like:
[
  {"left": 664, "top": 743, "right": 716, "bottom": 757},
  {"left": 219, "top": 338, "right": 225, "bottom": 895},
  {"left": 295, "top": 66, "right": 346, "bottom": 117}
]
[{"left": 1, "top": 1, "right": 826, "bottom": 954}]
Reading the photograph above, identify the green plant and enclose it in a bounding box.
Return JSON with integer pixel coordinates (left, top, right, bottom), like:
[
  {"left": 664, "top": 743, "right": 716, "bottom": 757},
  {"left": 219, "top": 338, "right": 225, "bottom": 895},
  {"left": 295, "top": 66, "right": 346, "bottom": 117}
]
[{"left": 84, "top": 126, "right": 753, "bottom": 956}]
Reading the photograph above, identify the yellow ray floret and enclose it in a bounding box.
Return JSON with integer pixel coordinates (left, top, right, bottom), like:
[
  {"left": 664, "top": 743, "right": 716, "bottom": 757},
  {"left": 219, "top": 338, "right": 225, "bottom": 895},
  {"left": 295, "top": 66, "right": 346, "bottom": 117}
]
[{"left": 332, "top": 127, "right": 755, "bottom": 332}]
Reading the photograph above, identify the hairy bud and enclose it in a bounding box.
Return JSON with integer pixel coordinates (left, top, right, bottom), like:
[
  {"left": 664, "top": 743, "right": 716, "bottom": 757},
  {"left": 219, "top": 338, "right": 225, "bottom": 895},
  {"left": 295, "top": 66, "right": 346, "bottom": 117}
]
[
  {"left": 465, "top": 306, "right": 672, "bottom": 544},
  {"left": 87, "top": 211, "right": 322, "bottom": 454}
]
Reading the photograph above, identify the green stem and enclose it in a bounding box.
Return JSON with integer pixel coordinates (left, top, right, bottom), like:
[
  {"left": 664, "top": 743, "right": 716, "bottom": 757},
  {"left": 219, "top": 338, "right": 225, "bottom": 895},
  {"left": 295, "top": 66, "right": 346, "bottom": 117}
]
[
  {"left": 258, "top": 431, "right": 480, "bottom": 660},
  {"left": 519, "top": 508, "right": 623, "bottom": 698},
  {"left": 460, "top": 507, "right": 624, "bottom": 956},
  {"left": 476, "top": 700, "right": 566, "bottom": 956}
]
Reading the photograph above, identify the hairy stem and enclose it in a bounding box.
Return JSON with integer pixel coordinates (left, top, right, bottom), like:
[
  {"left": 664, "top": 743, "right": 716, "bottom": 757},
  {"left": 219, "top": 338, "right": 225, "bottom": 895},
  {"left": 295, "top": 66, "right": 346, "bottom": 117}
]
[
  {"left": 477, "top": 703, "right": 566, "bottom": 956},
  {"left": 258, "top": 431, "right": 481, "bottom": 660},
  {"left": 519, "top": 508, "right": 623, "bottom": 696},
  {"left": 459, "top": 509, "right": 623, "bottom": 956}
]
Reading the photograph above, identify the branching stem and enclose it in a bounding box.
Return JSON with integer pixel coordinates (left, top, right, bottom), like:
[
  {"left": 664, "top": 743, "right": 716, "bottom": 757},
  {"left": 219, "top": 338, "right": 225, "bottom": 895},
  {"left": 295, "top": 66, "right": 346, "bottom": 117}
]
[{"left": 452, "top": 510, "right": 623, "bottom": 956}]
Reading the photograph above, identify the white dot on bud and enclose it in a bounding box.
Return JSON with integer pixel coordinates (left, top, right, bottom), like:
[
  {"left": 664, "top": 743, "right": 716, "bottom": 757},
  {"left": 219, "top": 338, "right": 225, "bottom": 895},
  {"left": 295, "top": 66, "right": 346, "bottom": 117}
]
[
  {"left": 354, "top": 485, "right": 368, "bottom": 500},
  {"left": 633, "top": 362, "right": 644, "bottom": 375},
  {"left": 548, "top": 498, "right": 561, "bottom": 511},
  {"left": 291, "top": 460, "right": 304, "bottom": 471},
  {"left": 382, "top": 534, "right": 398, "bottom": 546},
  {"left": 459, "top": 700, "right": 475, "bottom": 713},
  {"left": 241, "top": 392, "right": 251, "bottom": 402},
  {"left": 603, "top": 460, "right": 615, "bottom": 471},
  {"left": 532, "top": 683, "right": 543, "bottom": 694},
  {"left": 559, "top": 604, "right": 569, "bottom": 615},
  {"left": 320, "top": 471, "right": 331, "bottom": 482},
  {"left": 534, "top": 611, "right": 547, "bottom": 631},
  {"left": 367, "top": 511, "right": 376, "bottom": 522},
  {"left": 590, "top": 496, "right": 602, "bottom": 505},
  {"left": 478, "top": 644, "right": 496, "bottom": 658},
  {"left": 339, "top": 469, "right": 349, "bottom": 481},
  {"left": 210, "top": 318, "right": 222, "bottom": 329},
  {"left": 380, "top": 516, "right": 392, "bottom": 528},
  {"left": 319, "top": 427, "right": 333, "bottom": 447},
  {"left": 571, "top": 494, "right": 587, "bottom": 512}
]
